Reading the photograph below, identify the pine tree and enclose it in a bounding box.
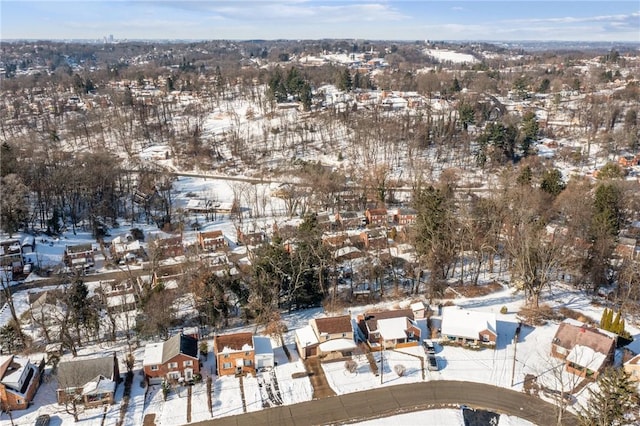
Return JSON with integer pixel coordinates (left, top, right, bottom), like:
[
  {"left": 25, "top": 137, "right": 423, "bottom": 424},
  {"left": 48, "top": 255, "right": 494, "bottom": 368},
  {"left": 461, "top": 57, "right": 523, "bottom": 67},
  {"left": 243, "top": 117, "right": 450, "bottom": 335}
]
[
  {"left": 599, "top": 308, "right": 608, "bottom": 329},
  {"left": 605, "top": 308, "right": 614, "bottom": 330},
  {"left": 578, "top": 368, "right": 639, "bottom": 426},
  {"left": 612, "top": 310, "right": 621, "bottom": 334}
]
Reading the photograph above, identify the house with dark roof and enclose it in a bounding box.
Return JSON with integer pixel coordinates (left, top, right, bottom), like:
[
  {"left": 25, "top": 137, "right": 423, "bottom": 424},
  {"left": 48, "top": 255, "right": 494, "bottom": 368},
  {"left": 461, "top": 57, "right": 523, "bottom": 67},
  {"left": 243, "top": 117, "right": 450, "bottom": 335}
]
[
  {"left": 63, "top": 243, "right": 95, "bottom": 269},
  {"left": 197, "top": 230, "right": 226, "bottom": 251},
  {"left": 357, "top": 309, "right": 419, "bottom": 350},
  {"left": 0, "top": 354, "right": 44, "bottom": 410},
  {"left": 550, "top": 319, "right": 616, "bottom": 379},
  {"left": 56, "top": 353, "right": 120, "bottom": 407},
  {"left": 213, "top": 332, "right": 256, "bottom": 377},
  {"left": 295, "top": 315, "right": 355, "bottom": 361},
  {"left": 143, "top": 333, "right": 200, "bottom": 385}
]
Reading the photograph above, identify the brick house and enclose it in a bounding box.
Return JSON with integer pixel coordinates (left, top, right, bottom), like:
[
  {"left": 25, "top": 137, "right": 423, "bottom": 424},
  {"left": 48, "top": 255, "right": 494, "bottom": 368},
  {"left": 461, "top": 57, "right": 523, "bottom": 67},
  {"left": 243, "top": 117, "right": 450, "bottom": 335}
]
[
  {"left": 0, "top": 355, "right": 44, "bottom": 410},
  {"left": 359, "top": 229, "right": 387, "bottom": 250},
  {"left": 214, "top": 332, "right": 256, "bottom": 377},
  {"left": 550, "top": 319, "right": 616, "bottom": 379},
  {"left": 365, "top": 208, "right": 388, "bottom": 227},
  {"left": 56, "top": 353, "right": 120, "bottom": 408},
  {"left": 197, "top": 230, "right": 226, "bottom": 251},
  {"left": 143, "top": 333, "right": 200, "bottom": 385},
  {"left": 150, "top": 235, "right": 184, "bottom": 259},
  {"left": 0, "top": 239, "right": 24, "bottom": 275},
  {"left": 64, "top": 243, "right": 95, "bottom": 269},
  {"left": 335, "top": 211, "right": 365, "bottom": 230},
  {"left": 623, "top": 353, "right": 640, "bottom": 383},
  {"left": 440, "top": 307, "right": 497, "bottom": 346},
  {"left": 394, "top": 207, "right": 418, "bottom": 226}
]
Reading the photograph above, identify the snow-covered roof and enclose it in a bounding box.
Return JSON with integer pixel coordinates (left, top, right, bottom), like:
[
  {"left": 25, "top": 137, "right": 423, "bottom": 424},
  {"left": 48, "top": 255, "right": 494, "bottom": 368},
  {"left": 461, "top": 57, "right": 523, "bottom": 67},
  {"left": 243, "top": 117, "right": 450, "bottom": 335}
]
[
  {"left": 319, "top": 338, "right": 357, "bottom": 352},
  {"left": 82, "top": 375, "right": 116, "bottom": 396},
  {"left": 253, "top": 336, "right": 273, "bottom": 357},
  {"left": 441, "top": 307, "right": 497, "bottom": 340},
  {"left": 410, "top": 302, "right": 425, "bottom": 312},
  {"left": 106, "top": 293, "right": 136, "bottom": 308},
  {"left": 295, "top": 325, "right": 319, "bottom": 347},
  {"left": 377, "top": 317, "right": 410, "bottom": 341},
  {"left": 567, "top": 345, "right": 607, "bottom": 371},
  {"left": 143, "top": 342, "right": 164, "bottom": 366}
]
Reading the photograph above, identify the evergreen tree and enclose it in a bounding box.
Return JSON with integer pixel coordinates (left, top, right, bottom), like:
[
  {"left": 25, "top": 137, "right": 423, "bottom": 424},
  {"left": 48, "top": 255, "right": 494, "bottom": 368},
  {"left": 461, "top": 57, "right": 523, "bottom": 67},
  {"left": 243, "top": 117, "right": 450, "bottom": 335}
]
[
  {"left": 540, "top": 169, "right": 565, "bottom": 197},
  {"left": 599, "top": 308, "right": 608, "bottom": 329},
  {"left": 612, "top": 310, "right": 621, "bottom": 334},
  {"left": 337, "top": 68, "right": 352, "bottom": 92},
  {"left": 578, "top": 368, "right": 639, "bottom": 426},
  {"left": 520, "top": 111, "right": 539, "bottom": 156},
  {"left": 451, "top": 77, "right": 462, "bottom": 92},
  {"left": 517, "top": 165, "right": 532, "bottom": 186}
]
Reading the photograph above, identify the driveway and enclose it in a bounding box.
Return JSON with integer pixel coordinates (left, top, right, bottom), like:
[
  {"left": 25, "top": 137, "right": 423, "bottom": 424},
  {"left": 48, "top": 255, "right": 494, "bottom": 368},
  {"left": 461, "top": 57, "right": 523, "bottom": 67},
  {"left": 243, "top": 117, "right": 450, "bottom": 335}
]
[
  {"left": 303, "top": 357, "right": 337, "bottom": 399},
  {"left": 191, "top": 381, "right": 578, "bottom": 426}
]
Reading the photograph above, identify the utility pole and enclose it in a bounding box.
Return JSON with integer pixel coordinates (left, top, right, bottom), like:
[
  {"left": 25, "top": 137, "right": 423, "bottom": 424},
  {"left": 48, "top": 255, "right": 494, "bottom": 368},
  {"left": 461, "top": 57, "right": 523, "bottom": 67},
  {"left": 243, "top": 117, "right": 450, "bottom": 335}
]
[{"left": 380, "top": 349, "right": 384, "bottom": 384}]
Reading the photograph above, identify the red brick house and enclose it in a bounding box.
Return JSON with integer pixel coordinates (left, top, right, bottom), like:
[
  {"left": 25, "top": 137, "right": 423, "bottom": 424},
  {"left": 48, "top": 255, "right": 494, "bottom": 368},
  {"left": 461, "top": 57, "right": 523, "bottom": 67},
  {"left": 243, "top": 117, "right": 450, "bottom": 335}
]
[
  {"left": 359, "top": 229, "right": 387, "bottom": 250},
  {"left": 335, "top": 211, "right": 365, "bottom": 230},
  {"left": 197, "top": 230, "right": 226, "bottom": 251},
  {"left": 150, "top": 235, "right": 184, "bottom": 259},
  {"left": 550, "top": 319, "right": 616, "bottom": 379},
  {"left": 64, "top": 243, "right": 95, "bottom": 269},
  {"left": 143, "top": 333, "right": 200, "bottom": 385},
  {"left": 0, "top": 355, "right": 44, "bottom": 410},
  {"left": 214, "top": 332, "right": 256, "bottom": 377},
  {"left": 394, "top": 208, "right": 418, "bottom": 226},
  {"left": 365, "top": 208, "right": 388, "bottom": 227}
]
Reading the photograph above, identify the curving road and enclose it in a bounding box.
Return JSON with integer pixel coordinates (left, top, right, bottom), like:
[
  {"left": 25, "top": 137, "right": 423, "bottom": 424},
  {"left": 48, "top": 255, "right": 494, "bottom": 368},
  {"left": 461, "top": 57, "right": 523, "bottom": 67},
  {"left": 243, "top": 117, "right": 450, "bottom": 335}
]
[{"left": 192, "top": 380, "right": 578, "bottom": 426}]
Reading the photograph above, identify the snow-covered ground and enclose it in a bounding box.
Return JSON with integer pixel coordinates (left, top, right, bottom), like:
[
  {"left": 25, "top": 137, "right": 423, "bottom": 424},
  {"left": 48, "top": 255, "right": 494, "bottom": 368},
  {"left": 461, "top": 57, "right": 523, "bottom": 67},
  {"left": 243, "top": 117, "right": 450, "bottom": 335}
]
[{"left": 353, "top": 408, "right": 535, "bottom": 426}]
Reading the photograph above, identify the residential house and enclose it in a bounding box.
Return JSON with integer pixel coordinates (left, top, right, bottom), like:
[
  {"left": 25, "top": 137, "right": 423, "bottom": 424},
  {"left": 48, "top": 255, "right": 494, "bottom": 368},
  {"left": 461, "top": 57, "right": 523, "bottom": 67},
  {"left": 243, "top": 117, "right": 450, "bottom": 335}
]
[
  {"left": 197, "top": 230, "right": 226, "bottom": 251},
  {"left": 56, "top": 353, "right": 120, "bottom": 407},
  {"left": 359, "top": 229, "right": 387, "bottom": 250},
  {"left": 335, "top": 211, "right": 365, "bottom": 230},
  {"left": 0, "top": 239, "right": 24, "bottom": 275},
  {"left": 296, "top": 315, "right": 356, "bottom": 361},
  {"left": 440, "top": 307, "right": 497, "bottom": 345},
  {"left": 150, "top": 235, "right": 184, "bottom": 259},
  {"left": 0, "top": 355, "right": 44, "bottom": 410},
  {"left": 334, "top": 246, "right": 364, "bottom": 262},
  {"left": 615, "top": 237, "right": 637, "bottom": 259},
  {"left": 98, "top": 280, "right": 138, "bottom": 312},
  {"left": 623, "top": 353, "right": 640, "bottom": 383},
  {"left": 64, "top": 244, "right": 95, "bottom": 269},
  {"left": 618, "top": 154, "right": 639, "bottom": 168},
  {"left": 394, "top": 208, "right": 418, "bottom": 226},
  {"left": 365, "top": 208, "right": 388, "bottom": 227},
  {"left": 110, "top": 233, "right": 144, "bottom": 263},
  {"left": 236, "top": 229, "right": 266, "bottom": 246},
  {"left": 357, "top": 309, "right": 417, "bottom": 350},
  {"left": 143, "top": 333, "right": 200, "bottom": 385},
  {"left": 550, "top": 319, "right": 616, "bottom": 379},
  {"left": 213, "top": 332, "right": 256, "bottom": 376}
]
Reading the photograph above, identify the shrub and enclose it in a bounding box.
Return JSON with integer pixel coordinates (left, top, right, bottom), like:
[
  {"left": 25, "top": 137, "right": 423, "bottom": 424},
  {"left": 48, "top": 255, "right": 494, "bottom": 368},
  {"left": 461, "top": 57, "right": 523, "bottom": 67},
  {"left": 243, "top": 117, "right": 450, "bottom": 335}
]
[
  {"left": 199, "top": 341, "right": 209, "bottom": 359},
  {"left": 394, "top": 364, "right": 406, "bottom": 377},
  {"left": 344, "top": 360, "right": 357, "bottom": 374},
  {"left": 500, "top": 306, "right": 508, "bottom": 314}
]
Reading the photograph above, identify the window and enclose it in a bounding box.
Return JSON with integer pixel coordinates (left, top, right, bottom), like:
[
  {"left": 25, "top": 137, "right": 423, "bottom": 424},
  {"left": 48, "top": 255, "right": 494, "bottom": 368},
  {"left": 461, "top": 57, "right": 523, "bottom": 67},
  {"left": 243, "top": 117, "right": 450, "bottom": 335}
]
[
  {"left": 223, "top": 354, "right": 229, "bottom": 359},
  {"left": 168, "top": 372, "right": 180, "bottom": 380},
  {"left": 168, "top": 362, "right": 178, "bottom": 369},
  {"left": 15, "top": 399, "right": 22, "bottom": 404},
  {"left": 183, "top": 360, "right": 193, "bottom": 367},
  {"left": 245, "top": 351, "right": 251, "bottom": 356},
  {"left": 244, "top": 359, "right": 252, "bottom": 367},
  {"left": 342, "top": 333, "right": 346, "bottom": 337},
  {"left": 150, "top": 365, "right": 159, "bottom": 371},
  {"left": 223, "top": 362, "right": 232, "bottom": 369},
  {"left": 482, "top": 334, "right": 490, "bottom": 342}
]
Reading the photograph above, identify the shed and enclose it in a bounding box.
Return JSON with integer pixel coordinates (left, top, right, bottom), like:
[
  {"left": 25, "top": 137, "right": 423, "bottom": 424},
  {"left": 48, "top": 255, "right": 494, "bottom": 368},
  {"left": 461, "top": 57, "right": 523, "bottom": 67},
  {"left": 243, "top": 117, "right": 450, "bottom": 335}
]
[{"left": 253, "top": 336, "right": 274, "bottom": 370}]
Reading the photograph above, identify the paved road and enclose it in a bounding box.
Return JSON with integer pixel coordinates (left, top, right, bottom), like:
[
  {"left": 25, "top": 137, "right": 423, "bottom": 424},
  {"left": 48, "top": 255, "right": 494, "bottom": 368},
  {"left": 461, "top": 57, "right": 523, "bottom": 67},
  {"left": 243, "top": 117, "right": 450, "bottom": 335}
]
[{"left": 192, "top": 381, "right": 578, "bottom": 426}]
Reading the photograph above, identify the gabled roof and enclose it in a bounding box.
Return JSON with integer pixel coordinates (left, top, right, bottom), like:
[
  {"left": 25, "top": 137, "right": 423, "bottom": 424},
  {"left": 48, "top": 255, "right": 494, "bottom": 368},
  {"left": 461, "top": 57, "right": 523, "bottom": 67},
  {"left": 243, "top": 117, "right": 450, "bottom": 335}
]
[
  {"left": 441, "top": 307, "right": 497, "bottom": 340},
  {"left": 361, "top": 309, "right": 414, "bottom": 333},
  {"left": 552, "top": 319, "right": 616, "bottom": 356},
  {"left": 57, "top": 354, "right": 117, "bottom": 389},
  {"left": 144, "top": 334, "right": 198, "bottom": 367},
  {"left": 313, "top": 315, "right": 353, "bottom": 335},
  {"left": 214, "top": 332, "right": 254, "bottom": 354},
  {"left": 66, "top": 244, "right": 93, "bottom": 254}
]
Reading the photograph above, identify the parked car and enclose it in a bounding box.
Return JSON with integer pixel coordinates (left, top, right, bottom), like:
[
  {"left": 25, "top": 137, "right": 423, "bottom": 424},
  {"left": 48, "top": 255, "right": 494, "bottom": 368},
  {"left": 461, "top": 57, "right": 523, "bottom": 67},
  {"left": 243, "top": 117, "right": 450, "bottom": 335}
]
[
  {"left": 427, "top": 354, "right": 438, "bottom": 371},
  {"left": 422, "top": 340, "right": 435, "bottom": 354},
  {"left": 35, "top": 414, "right": 50, "bottom": 426}
]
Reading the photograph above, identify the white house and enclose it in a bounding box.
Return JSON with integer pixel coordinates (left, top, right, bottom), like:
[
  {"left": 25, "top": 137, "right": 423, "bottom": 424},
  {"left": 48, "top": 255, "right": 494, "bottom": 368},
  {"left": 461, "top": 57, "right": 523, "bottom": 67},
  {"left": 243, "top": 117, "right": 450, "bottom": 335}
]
[
  {"left": 253, "top": 336, "right": 275, "bottom": 370},
  {"left": 440, "top": 307, "right": 497, "bottom": 345}
]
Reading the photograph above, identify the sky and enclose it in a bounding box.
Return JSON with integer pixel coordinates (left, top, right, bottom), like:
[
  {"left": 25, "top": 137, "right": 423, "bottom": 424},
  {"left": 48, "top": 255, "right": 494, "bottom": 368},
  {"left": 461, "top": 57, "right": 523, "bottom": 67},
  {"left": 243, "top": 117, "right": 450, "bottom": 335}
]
[{"left": 1, "top": 1, "right": 639, "bottom": 42}]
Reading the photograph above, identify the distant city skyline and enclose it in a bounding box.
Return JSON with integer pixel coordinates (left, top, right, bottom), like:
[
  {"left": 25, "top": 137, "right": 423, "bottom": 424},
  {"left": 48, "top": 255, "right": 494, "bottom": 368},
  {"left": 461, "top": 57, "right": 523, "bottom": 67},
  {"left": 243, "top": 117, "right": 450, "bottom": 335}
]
[{"left": 1, "top": 1, "right": 639, "bottom": 42}]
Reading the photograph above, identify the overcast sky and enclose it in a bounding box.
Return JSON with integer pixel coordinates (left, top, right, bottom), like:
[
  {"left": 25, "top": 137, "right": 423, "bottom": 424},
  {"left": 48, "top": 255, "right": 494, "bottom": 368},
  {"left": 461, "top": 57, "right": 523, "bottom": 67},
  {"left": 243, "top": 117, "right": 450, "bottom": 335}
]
[{"left": 2, "top": 1, "right": 639, "bottom": 42}]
